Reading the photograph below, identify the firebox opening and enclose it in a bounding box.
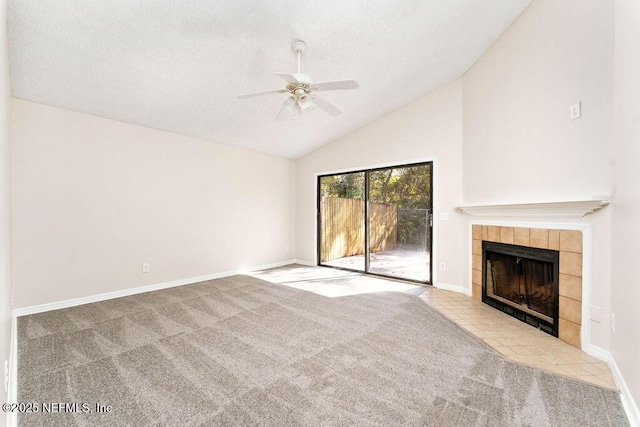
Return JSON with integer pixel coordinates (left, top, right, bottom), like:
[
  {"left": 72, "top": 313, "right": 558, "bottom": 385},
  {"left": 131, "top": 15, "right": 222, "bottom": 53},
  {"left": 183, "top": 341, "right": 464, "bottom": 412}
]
[{"left": 482, "top": 241, "right": 560, "bottom": 337}]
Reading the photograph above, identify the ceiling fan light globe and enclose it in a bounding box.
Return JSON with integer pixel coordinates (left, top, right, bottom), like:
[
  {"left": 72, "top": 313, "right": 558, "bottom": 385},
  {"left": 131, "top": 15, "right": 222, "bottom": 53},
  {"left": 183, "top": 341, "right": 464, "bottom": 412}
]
[
  {"left": 298, "top": 95, "right": 315, "bottom": 111},
  {"left": 283, "top": 96, "right": 296, "bottom": 111}
]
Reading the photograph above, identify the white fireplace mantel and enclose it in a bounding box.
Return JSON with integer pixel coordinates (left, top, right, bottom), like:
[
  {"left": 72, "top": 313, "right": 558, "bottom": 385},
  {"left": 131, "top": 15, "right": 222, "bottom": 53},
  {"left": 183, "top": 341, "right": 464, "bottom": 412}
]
[{"left": 458, "top": 196, "right": 610, "bottom": 218}]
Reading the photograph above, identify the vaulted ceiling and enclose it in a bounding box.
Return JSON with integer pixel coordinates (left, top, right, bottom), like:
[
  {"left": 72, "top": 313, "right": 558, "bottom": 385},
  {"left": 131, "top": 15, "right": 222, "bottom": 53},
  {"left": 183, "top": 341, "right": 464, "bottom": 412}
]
[{"left": 8, "top": 0, "right": 532, "bottom": 158}]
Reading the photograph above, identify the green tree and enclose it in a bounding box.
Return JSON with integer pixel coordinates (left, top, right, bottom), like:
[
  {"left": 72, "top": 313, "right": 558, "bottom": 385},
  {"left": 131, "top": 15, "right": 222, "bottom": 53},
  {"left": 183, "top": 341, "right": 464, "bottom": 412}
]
[
  {"left": 369, "top": 165, "right": 431, "bottom": 209},
  {"left": 320, "top": 173, "right": 364, "bottom": 199}
]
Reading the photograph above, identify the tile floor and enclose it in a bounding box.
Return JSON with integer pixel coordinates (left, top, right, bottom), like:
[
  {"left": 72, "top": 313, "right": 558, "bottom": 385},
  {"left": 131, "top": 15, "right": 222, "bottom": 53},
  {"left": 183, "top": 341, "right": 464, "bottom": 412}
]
[{"left": 419, "top": 286, "right": 618, "bottom": 390}]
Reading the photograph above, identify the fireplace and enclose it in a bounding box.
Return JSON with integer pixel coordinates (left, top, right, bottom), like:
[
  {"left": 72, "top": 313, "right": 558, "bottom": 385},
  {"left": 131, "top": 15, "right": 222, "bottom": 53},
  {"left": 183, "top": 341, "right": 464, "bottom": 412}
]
[
  {"left": 482, "top": 241, "right": 560, "bottom": 336},
  {"left": 472, "top": 225, "right": 584, "bottom": 348}
]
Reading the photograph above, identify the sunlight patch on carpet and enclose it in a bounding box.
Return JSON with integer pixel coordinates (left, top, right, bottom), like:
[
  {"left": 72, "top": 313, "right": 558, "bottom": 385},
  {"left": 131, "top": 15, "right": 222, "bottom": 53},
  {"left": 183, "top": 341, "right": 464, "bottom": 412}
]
[{"left": 249, "top": 264, "right": 425, "bottom": 297}]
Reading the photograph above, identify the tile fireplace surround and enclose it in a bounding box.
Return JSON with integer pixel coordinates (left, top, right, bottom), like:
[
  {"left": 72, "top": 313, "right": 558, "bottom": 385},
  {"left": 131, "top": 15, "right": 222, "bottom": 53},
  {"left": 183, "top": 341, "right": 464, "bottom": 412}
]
[{"left": 471, "top": 225, "right": 583, "bottom": 348}]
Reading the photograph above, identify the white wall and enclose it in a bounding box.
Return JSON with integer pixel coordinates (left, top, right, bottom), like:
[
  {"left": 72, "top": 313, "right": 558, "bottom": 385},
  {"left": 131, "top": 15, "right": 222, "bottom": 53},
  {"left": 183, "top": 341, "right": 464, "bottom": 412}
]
[
  {"left": 463, "top": 0, "right": 613, "bottom": 203},
  {"left": 11, "top": 99, "right": 296, "bottom": 308},
  {"left": 461, "top": 0, "right": 615, "bottom": 350},
  {"left": 611, "top": 0, "right": 640, "bottom": 414},
  {"left": 1, "top": 0, "right": 12, "bottom": 424},
  {"left": 295, "top": 80, "right": 465, "bottom": 288}
]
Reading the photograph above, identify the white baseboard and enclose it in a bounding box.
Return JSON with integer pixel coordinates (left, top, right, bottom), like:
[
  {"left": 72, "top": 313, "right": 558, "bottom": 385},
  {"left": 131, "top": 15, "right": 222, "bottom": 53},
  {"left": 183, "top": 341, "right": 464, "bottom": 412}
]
[
  {"left": 237, "top": 259, "right": 300, "bottom": 273},
  {"left": 585, "top": 344, "right": 611, "bottom": 362},
  {"left": 587, "top": 344, "right": 640, "bottom": 427},
  {"left": 435, "top": 281, "right": 472, "bottom": 296},
  {"left": 292, "top": 259, "right": 316, "bottom": 266},
  {"left": 13, "top": 259, "right": 298, "bottom": 317}
]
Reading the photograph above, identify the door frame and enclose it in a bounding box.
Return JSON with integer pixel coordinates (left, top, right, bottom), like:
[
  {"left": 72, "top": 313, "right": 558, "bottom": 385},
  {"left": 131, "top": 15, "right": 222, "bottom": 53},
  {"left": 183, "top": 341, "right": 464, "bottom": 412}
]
[{"left": 316, "top": 160, "right": 435, "bottom": 285}]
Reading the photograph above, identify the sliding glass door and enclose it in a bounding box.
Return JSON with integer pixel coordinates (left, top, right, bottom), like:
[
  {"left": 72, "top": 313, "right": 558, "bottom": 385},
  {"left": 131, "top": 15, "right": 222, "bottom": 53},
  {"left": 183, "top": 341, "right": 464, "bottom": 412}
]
[{"left": 318, "top": 162, "right": 432, "bottom": 284}]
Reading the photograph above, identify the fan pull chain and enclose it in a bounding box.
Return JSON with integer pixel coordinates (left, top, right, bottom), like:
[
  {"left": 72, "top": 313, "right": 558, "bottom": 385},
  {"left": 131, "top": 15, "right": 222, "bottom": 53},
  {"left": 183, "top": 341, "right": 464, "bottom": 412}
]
[{"left": 297, "top": 50, "right": 301, "bottom": 74}]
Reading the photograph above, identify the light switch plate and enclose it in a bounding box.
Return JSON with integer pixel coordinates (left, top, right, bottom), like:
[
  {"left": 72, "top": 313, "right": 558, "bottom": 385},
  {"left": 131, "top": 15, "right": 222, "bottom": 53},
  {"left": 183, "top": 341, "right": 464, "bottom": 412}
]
[{"left": 570, "top": 102, "right": 581, "bottom": 120}]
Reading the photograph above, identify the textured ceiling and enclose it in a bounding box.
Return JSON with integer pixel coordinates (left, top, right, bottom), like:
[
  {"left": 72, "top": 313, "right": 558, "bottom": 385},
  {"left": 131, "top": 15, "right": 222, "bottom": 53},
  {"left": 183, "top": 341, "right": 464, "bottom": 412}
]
[{"left": 8, "top": 0, "right": 532, "bottom": 159}]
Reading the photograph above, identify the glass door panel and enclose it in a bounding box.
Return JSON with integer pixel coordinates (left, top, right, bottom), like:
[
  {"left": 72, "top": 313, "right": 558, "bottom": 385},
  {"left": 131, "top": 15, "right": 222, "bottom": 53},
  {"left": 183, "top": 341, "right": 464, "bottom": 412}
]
[
  {"left": 318, "top": 172, "right": 365, "bottom": 272},
  {"left": 368, "top": 164, "right": 432, "bottom": 282}
]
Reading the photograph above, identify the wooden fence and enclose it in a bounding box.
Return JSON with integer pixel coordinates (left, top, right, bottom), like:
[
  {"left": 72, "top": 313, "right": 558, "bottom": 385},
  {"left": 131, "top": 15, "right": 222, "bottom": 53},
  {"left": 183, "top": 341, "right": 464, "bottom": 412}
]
[{"left": 320, "top": 197, "right": 398, "bottom": 262}]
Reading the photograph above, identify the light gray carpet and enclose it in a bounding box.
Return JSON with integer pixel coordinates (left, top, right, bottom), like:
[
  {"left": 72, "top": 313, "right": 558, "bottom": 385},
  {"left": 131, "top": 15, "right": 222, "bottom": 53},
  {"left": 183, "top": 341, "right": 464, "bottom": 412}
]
[{"left": 18, "top": 274, "right": 629, "bottom": 426}]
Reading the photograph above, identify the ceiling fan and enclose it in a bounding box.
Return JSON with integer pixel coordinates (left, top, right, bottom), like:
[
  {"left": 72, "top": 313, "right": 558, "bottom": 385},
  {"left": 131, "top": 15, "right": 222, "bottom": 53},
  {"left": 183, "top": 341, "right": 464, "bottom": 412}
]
[{"left": 238, "top": 40, "right": 359, "bottom": 121}]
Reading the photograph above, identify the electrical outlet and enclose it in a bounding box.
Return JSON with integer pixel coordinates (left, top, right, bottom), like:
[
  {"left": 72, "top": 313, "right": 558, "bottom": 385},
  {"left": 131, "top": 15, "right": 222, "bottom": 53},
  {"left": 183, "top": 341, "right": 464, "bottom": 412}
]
[
  {"left": 570, "top": 102, "right": 581, "bottom": 120},
  {"left": 4, "top": 360, "right": 8, "bottom": 393},
  {"left": 142, "top": 263, "right": 150, "bottom": 273},
  {"left": 611, "top": 313, "right": 616, "bottom": 333},
  {"left": 439, "top": 262, "right": 446, "bottom": 271},
  {"left": 440, "top": 212, "right": 449, "bottom": 221}
]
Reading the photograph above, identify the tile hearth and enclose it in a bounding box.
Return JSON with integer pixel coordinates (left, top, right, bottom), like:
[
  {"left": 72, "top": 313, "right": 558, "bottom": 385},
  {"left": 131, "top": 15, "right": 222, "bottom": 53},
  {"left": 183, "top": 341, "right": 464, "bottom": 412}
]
[{"left": 419, "top": 287, "right": 617, "bottom": 391}]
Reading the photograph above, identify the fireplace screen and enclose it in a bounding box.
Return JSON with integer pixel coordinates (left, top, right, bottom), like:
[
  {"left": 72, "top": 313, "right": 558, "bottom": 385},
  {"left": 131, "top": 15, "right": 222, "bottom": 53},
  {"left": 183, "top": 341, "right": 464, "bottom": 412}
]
[{"left": 482, "top": 241, "right": 559, "bottom": 335}]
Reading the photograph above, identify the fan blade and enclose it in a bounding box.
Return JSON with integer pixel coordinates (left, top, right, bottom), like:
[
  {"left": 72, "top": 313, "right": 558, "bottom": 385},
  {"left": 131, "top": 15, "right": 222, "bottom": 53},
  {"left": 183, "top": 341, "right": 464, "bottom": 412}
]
[
  {"left": 238, "top": 89, "right": 287, "bottom": 99},
  {"left": 313, "top": 80, "right": 359, "bottom": 92},
  {"left": 312, "top": 95, "right": 342, "bottom": 117},
  {"left": 274, "top": 73, "right": 300, "bottom": 83},
  {"left": 276, "top": 96, "right": 296, "bottom": 121}
]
